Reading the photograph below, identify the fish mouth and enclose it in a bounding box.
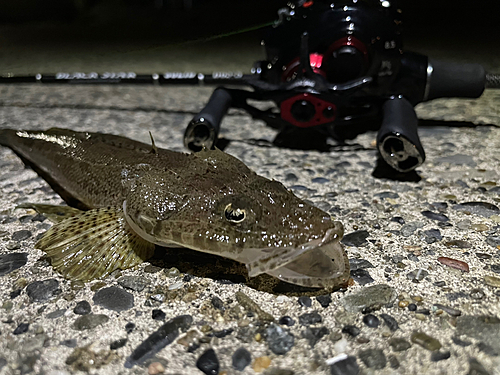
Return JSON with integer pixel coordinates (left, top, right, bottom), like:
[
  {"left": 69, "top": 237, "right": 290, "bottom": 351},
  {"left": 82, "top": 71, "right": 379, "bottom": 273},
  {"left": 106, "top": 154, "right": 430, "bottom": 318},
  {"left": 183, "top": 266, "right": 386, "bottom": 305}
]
[
  {"left": 263, "top": 239, "right": 350, "bottom": 288},
  {"left": 241, "top": 225, "right": 350, "bottom": 289}
]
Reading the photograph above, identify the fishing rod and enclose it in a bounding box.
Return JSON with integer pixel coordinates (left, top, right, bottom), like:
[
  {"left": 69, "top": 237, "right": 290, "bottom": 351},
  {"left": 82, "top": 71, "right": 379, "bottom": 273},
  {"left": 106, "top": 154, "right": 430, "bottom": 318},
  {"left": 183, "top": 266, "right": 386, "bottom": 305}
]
[
  {"left": 1, "top": 0, "right": 499, "bottom": 176},
  {"left": 0, "top": 71, "right": 252, "bottom": 85}
]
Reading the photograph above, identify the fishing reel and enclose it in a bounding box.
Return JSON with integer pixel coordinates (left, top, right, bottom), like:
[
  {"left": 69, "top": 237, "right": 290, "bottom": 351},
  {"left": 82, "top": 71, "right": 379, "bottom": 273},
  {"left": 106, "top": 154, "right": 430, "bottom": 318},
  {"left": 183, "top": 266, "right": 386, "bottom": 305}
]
[{"left": 184, "top": 0, "right": 490, "bottom": 173}]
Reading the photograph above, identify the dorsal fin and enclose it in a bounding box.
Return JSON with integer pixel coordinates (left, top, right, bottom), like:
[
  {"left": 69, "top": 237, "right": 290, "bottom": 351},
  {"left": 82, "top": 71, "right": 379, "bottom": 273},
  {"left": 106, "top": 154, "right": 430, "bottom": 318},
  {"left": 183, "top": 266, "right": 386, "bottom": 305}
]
[{"left": 149, "top": 132, "right": 158, "bottom": 154}]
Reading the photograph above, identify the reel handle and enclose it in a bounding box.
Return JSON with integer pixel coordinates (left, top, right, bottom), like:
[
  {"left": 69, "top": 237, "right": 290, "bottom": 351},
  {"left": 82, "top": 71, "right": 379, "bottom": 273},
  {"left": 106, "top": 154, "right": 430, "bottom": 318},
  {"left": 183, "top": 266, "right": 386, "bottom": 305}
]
[
  {"left": 377, "top": 96, "right": 425, "bottom": 173},
  {"left": 184, "top": 88, "right": 232, "bottom": 152}
]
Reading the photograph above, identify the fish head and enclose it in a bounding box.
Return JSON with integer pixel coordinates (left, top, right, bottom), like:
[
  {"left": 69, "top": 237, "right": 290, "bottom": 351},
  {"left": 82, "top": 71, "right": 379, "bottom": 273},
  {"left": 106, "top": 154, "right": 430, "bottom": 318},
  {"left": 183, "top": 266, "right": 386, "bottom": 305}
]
[{"left": 123, "top": 149, "right": 349, "bottom": 288}]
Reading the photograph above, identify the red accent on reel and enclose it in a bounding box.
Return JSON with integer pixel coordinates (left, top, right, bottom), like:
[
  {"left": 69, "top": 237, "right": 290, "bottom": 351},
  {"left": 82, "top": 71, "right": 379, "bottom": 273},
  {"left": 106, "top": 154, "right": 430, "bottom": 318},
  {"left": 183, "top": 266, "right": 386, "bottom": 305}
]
[
  {"left": 280, "top": 93, "right": 337, "bottom": 128},
  {"left": 281, "top": 53, "right": 326, "bottom": 82},
  {"left": 323, "top": 36, "right": 370, "bottom": 69}
]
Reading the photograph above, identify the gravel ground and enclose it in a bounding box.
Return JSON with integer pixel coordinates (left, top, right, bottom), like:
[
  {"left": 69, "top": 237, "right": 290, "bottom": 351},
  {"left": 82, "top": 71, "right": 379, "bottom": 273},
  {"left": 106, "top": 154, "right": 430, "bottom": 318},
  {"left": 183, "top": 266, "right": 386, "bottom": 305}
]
[{"left": 0, "top": 82, "right": 499, "bottom": 375}]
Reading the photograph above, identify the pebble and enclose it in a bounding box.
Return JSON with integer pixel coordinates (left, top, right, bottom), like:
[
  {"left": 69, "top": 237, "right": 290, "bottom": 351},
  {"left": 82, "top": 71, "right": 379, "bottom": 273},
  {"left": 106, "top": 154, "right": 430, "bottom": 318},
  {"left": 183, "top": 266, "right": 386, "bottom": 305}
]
[
  {"left": 389, "top": 338, "right": 411, "bottom": 351},
  {"left": 110, "top": 338, "right": 127, "bottom": 350},
  {"left": 476, "top": 252, "right": 492, "bottom": 259},
  {"left": 26, "top": 279, "right": 61, "bottom": 302},
  {"left": 452, "top": 336, "right": 471, "bottom": 347},
  {"left": 167, "top": 281, "right": 183, "bottom": 290},
  {"left": 152, "top": 309, "right": 166, "bottom": 321},
  {"left": 298, "top": 312, "right": 322, "bottom": 325},
  {"left": 433, "top": 304, "right": 462, "bottom": 316},
  {"left": 125, "top": 322, "right": 136, "bottom": 334},
  {"left": 232, "top": 347, "right": 251, "bottom": 371},
  {"left": 125, "top": 315, "right": 193, "bottom": 368},
  {"left": 211, "top": 296, "right": 224, "bottom": 311},
  {"left": 358, "top": 348, "right": 386, "bottom": 369},
  {"left": 13, "top": 323, "right": 29, "bottom": 335},
  {"left": 484, "top": 275, "right": 500, "bottom": 288},
  {"left": 350, "top": 269, "right": 374, "bottom": 285},
  {"left": 431, "top": 350, "right": 451, "bottom": 362},
  {"left": 453, "top": 202, "right": 499, "bottom": 217},
  {"left": 11, "top": 230, "right": 32, "bottom": 241},
  {"left": 406, "top": 269, "right": 429, "bottom": 281},
  {"left": 486, "top": 235, "right": 500, "bottom": 248},
  {"left": 362, "top": 314, "right": 380, "bottom": 328},
  {"left": 340, "top": 284, "right": 397, "bottom": 313},
  {"left": 423, "top": 228, "right": 442, "bottom": 243},
  {"left": 302, "top": 326, "right": 329, "bottom": 347},
  {"left": 410, "top": 332, "right": 442, "bottom": 351},
  {"left": 457, "top": 219, "right": 472, "bottom": 230},
  {"left": 148, "top": 362, "right": 165, "bottom": 375},
  {"left": 316, "top": 295, "right": 332, "bottom": 308},
  {"left": 298, "top": 296, "right": 312, "bottom": 307},
  {"left": 0, "top": 253, "right": 28, "bottom": 276},
  {"left": 444, "top": 240, "right": 472, "bottom": 249},
  {"left": 391, "top": 216, "right": 405, "bottom": 225},
  {"left": 117, "top": 276, "right": 148, "bottom": 292},
  {"left": 438, "top": 257, "right": 470, "bottom": 272},
  {"left": 60, "top": 339, "right": 77, "bottom": 348},
  {"left": 46, "top": 309, "right": 66, "bottom": 319},
  {"left": 266, "top": 323, "right": 295, "bottom": 354},
  {"left": 348, "top": 259, "right": 374, "bottom": 271},
  {"left": 73, "top": 301, "right": 91, "bottom": 315},
  {"left": 376, "top": 191, "right": 399, "bottom": 199},
  {"left": 388, "top": 354, "right": 400, "bottom": 369},
  {"left": 472, "top": 224, "right": 489, "bottom": 232},
  {"left": 380, "top": 314, "right": 399, "bottom": 331},
  {"left": 213, "top": 328, "right": 233, "bottom": 338},
  {"left": 279, "top": 316, "right": 295, "bottom": 326},
  {"left": 491, "top": 265, "right": 500, "bottom": 274},
  {"left": 312, "top": 177, "right": 329, "bottom": 184},
  {"left": 341, "top": 230, "right": 369, "bottom": 247},
  {"left": 456, "top": 315, "right": 500, "bottom": 353},
  {"left": 401, "top": 223, "right": 417, "bottom": 237},
  {"left": 144, "top": 265, "right": 162, "bottom": 273},
  {"left": 421, "top": 211, "right": 449, "bottom": 222},
  {"left": 72, "top": 314, "right": 109, "bottom": 331},
  {"left": 333, "top": 338, "right": 348, "bottom": 353},
  {"left": 329, "top": 355, "right": 359, "bottom": 375},
  {"left": 92, "top": 286, "right": 134, "bottom": 312},
  {"left": 446, "top": 292, "right": 469, "bottom": 301},
  {"left": 235, "top": 291, "right": 274, "bottom": 322},
  {"left": 6, "top": 241, "right": 20, "bottom": 250},
  {"left": 341, "top": 325, "right": 360, "bottom": 337},
  {"left": 252, "top": 356, "right": 271, "bottom": 373},
  {"left": 66, "top": 346, "right": 118, "bottom": 372}
]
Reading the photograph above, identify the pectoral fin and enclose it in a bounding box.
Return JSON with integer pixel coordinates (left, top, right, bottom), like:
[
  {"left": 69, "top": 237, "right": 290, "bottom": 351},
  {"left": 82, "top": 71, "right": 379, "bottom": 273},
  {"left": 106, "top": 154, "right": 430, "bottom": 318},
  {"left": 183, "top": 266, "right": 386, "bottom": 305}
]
[{"left": 36, "top": 207, "right": 155, "bottom": 281}]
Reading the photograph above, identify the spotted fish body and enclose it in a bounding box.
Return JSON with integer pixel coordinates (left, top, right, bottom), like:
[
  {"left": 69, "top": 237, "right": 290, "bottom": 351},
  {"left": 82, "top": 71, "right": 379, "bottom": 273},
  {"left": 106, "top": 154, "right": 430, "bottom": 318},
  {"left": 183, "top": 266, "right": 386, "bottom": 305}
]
[{"left": 0, "top": 128, "right": 349, "bottom": 288}]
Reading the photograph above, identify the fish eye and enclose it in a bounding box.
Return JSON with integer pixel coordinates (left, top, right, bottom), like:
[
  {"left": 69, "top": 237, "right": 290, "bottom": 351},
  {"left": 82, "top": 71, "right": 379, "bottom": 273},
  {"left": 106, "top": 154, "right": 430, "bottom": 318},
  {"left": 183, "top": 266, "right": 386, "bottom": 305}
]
[{"left": 224, "top": 203, "right": 246, "bottom": 223}]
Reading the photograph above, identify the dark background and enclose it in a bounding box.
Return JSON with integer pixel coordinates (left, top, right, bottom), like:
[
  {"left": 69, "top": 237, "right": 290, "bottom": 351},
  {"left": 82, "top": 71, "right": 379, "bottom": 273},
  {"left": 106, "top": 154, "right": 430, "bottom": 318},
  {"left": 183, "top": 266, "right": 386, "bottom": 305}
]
[{"left": 0, "top": 1, "right": 499, "bottom": 74}]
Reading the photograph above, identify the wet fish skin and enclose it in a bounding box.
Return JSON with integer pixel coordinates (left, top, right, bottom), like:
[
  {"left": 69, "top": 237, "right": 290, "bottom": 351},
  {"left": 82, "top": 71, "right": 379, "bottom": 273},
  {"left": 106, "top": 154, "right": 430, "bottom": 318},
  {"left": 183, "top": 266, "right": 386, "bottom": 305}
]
[{"left": 0, "top": 128, "right": 349, "bottom": 288}]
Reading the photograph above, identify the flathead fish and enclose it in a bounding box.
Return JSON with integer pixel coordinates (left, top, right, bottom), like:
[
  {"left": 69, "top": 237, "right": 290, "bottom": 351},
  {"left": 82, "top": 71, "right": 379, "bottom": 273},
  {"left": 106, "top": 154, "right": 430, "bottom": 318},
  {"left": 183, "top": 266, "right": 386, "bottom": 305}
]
[{"left": 0, "top": 128, "right": 349, "bottom": 288}]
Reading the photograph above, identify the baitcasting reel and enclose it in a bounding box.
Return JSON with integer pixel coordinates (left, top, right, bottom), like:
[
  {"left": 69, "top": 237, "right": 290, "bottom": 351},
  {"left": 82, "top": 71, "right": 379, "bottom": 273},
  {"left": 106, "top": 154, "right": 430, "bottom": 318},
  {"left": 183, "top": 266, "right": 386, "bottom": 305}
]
[{"left": 184, "top": 0, "right": 494, "bottom": 173}]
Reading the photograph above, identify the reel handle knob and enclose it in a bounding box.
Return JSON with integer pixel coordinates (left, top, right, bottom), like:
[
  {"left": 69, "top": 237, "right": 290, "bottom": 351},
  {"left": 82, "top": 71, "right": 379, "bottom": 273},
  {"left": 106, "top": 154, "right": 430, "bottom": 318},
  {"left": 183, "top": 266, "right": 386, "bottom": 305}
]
[
  {"left": 377, "top": 96, "right": 425, "bottom": 173},
  {"left": 184, "top": 88, "right": 232, "bottom": 152}
]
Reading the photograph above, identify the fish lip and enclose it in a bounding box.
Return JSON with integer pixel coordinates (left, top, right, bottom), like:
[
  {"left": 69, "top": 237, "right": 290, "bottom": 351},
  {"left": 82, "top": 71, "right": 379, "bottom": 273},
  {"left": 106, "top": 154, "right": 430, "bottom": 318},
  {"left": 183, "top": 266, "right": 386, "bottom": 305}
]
[{"left": 297, "top": 227, "right": 338, "bottom": 252}]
